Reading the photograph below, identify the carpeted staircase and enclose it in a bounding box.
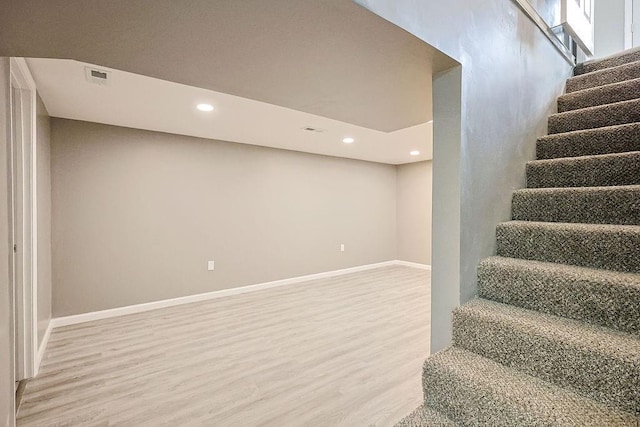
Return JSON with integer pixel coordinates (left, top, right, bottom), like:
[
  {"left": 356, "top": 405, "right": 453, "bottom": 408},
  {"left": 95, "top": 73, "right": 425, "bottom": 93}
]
[{"left": 397, "top": 48, "right": 640, "bottom": 426}]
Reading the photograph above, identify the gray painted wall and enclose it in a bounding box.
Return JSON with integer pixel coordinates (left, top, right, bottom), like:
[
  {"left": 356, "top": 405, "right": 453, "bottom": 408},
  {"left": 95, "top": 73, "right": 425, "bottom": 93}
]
[
  {"left": 593, "top": 0, "right": 626, "bottom": 59},
  {"left": 527, "top": 0, "right": 561, "bottom": 27},
  {"left": 0, "top": 58, "right": 15, "bottom": 427},
  {"left": 51, "top": 119, "right": 399, "bottom": 316},
  {"left": 396, "top": 161, "right": 432, "bottom": 265},
  {"left": 36, "top": 94, "right": 52, "bottom": 347},
  {"left": 356, "top": 0, "right": 572, "bottom": 351}
]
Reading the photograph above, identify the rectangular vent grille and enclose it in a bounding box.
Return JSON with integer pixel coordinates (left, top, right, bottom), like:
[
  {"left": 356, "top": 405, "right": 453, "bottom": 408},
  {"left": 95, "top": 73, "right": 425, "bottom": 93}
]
[
  {"left": 85, "top": 67, "right": 110, "bottom": 85},
  {"left": 91, "top": 70, "right": 107, "bottom": 79},
  {"left": 302, "top": 126, "right": 326, "bottom": 133}
]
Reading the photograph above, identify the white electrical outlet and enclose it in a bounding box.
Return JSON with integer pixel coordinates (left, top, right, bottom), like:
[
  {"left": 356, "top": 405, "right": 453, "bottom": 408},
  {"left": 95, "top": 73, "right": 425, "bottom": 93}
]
[
  {"left": 207, "top": 260, "right": 215, "bottom": 271},
  {"left": 340, "top": 244, "right": 345, "bottom": 252}
]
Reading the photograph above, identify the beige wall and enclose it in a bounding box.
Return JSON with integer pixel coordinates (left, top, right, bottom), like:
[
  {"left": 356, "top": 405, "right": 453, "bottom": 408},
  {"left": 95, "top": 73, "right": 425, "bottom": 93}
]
[
  {"left": 0, "top": 58, "right": 13, "bottom": 427},
  {"left": 51, "top": 119, "right": 399, "bottom": 316},
  {"left": 36, "top": 94, "right": 52, "bottom": 347},
  {"left": 396, "top": 161, "right": 432, "bottom": 265}
]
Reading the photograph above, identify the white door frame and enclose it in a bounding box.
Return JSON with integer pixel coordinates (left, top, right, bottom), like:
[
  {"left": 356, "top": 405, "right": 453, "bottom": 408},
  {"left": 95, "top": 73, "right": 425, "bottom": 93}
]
[
  {"left": 625, "top": 0, "right": 633, "bottom": 49},
  {"left": 561, "top": 0, "right": 595, "bottom": 55},
  {"left": 9, "top": 57, "right": 38, "bottom": 381}
]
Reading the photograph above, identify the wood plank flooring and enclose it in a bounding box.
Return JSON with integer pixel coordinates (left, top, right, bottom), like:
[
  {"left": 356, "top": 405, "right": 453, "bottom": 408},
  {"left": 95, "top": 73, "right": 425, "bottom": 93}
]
[{"left": 17, "top": 265, "right": 430, "bottom": 426}]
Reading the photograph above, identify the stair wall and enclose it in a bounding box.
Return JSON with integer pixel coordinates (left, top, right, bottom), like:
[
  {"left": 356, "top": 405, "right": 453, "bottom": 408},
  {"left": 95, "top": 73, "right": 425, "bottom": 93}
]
[{"left": 397, "top": 47, "right": 640, "bottom": 427}]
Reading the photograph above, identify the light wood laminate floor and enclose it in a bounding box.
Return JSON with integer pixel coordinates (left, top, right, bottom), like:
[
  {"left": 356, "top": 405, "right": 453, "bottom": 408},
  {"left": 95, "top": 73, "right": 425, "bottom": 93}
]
[{"left": 18, "top": 265, "right": 430, "bottom": 426}]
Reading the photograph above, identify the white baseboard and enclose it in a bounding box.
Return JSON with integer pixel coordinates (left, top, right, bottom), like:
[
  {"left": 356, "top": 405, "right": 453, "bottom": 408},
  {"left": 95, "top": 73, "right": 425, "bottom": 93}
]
[
  {"left": 34, "top": 320, "right": 53, "bottom": 376},
  {"left": 50, "top": 260, "right": 428, "bottom": 329},
  {"left": 394, "top": 260, "right": 431, "bottom": 270}
]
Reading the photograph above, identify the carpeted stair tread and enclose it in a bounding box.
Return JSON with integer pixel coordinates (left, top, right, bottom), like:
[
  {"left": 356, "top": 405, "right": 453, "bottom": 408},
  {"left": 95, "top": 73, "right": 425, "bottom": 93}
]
[
  {"left": 477, "top": 256, "right": 640, "bottom": 335},
  {"left": 566, "top": 60, "right": 640, "bottom": 93},
  {"left": 512, "top": 185, "right": 640, "bottom": 225},
  {"left": 536, "top": 123, "right": 640, "bottom": 159},
  {"left": 394, "top": 404, "right": 458, "bottom": 427},
  {"left": 496, "top": 221, "right": 640, "bottom": 273},
  {"left": 422, "top": 347, "right": 639, "bottom": 426},
  {"left": 574, "top": 47, "right": 640, "bottom": 76},
  {"left": 452, "top": 298, "right": 640, "bottom": 413},
  {"left": 558, "top": 77, "right": 640, "bottom": 112},
  {"left": 526, "top": 151, "right": 640, "bottom": 188},
  {"left": 548, "top": 98, "right": 640, "bottom": 134}
]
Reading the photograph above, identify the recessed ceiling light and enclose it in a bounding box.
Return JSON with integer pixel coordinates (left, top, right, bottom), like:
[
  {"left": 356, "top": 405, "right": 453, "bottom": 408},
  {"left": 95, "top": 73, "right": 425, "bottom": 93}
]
[
  {"left": 196, "top": 103, "right": 214, "bottom": 112},
  {"left": 410, "top": 150, "right": 420, "bottom": 156},
  {"left": 343, "top": 137, "right": 355, "bottom": 144}
]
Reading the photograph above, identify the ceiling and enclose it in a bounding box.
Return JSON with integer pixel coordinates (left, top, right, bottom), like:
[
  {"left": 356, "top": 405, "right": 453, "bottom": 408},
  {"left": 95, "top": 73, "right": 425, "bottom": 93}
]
[
  {"left": 1, "top": 0, "right": 456, "bottom": 132},
  {"left": 27, "top": 58, "right": 433, "bottom": 164}
]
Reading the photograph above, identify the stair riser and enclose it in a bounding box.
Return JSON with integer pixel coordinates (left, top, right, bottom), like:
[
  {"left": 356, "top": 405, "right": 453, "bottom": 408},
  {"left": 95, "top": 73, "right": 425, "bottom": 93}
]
[
  {"left": 566, "top": 62, "right": 640, "bottom": 92},
  {"left": 422, "top": 361, "right": 539, "bottom": 426},
  {"left": 477, "top": 259, "right": 640, "bottom": 335},
  {"left": 421, "top": 348, "right": 638, "bottom": 426},
  {"left": 526, "top": 153, "right": 640, "bottom": 188},
  {"left": 452, "top": 312, "right": 640, "bottom": 414},
  {"left": 536, "top": 124, "right": 640, "bottom": 160},
  {"left": 558, "top": 79, "right": 640, "bottom": 112},
  {"left": 496, "top": 223, "right": 640, "bottom": 273},
  {"left": 548, "top": 100, "right": 640, "bottom": 134},
  {"left": 512, "top": 188, "right": 640, "bottom": 225},
  {"left": 574, "top": 50, "right": 640, "bottom": 75},
  {"left": 395, "top": 404, "right": 456, "bottom": 427}
]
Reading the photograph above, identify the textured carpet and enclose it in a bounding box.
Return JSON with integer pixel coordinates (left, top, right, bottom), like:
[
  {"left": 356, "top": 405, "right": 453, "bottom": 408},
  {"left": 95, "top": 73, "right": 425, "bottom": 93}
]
[
  {"left": 558, "top": 77, "right": 640, "bottom": 112},
  {"left": 526, "top": 151, "right": 640, "bottom": 188},
  {"left": 574, "top": 47, "right": 640, "bottom": 75},
  {"left": 548, "top": 98, "right": 640, "bottom": 134},
  {"left": 478, "top": 256, "right": 640, "bottom": 335},
  {"left": 536, "top": 122, "right": 640, "bottom": 160},
  {"left": 566, "top": 60, "right": 640, "bottom": 92},
  {"left": 397, "top": 48, "right": 640, "bottom": 426},
  {"left": 394, "top": 404, "right": 456, "bottom": 427},
  {"left": 511, "top": 185, "right": 640, "bottom": 225},
  {"left": 422, "top": 348, "right": 637, "bottom": 426},
  {"left": 453, "top": 298, "right": 640, "bottom": 413},
  {"left": 496, "top": 221, "right": 640, "bottom": 273}
]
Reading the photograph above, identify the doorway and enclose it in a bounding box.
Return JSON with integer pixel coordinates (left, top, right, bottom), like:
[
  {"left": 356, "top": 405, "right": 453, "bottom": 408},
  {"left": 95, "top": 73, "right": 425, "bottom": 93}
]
[
  {"left": 9, "top": 57, "right": 38, "bottom": 393},
  {"left": 624, "top": 0, "right": 640, "bottom": 48}
]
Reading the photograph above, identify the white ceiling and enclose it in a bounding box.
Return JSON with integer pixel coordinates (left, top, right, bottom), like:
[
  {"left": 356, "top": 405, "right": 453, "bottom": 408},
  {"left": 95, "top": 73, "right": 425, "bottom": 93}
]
[{"left": 28, "top": 58, "right": 433, "bottom": 165}]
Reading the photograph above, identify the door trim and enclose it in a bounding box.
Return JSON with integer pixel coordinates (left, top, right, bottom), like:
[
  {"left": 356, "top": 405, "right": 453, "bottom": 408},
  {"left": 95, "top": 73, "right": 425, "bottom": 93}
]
[
  {"left": 560, "top": 0, "right": 595, "bottom": 55},
  {"left": 9, "top": 57, "right": 38, "bottom": 380},
  {"left": 625, "top": 0, "right": 633, "bottom": 49}
]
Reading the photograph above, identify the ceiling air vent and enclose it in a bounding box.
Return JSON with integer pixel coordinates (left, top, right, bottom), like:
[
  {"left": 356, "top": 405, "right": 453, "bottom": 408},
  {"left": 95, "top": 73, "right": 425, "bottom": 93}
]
[
  {"left": 85, "top": 67, "right": 110, "bottom": 86},
  {"left": 302, "top": 126, "right": 326, "bottom": 133}
]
